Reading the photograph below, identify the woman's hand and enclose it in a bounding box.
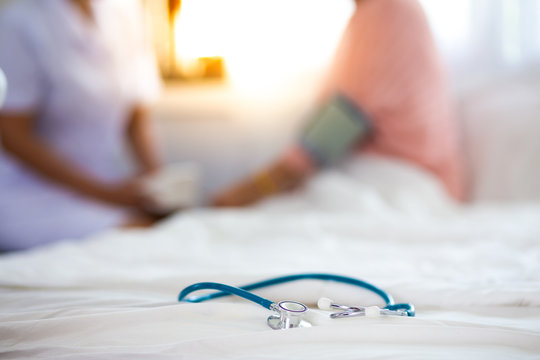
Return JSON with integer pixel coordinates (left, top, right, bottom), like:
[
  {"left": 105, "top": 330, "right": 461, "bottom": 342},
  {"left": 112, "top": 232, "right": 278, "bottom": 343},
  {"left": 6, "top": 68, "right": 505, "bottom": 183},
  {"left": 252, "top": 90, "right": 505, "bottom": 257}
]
[
  {"left": 212, "top": 159, "right": 311, "bottom": 207},
  {"left": 212, "top": 177, "right": 264, "bottom": 207},
  {"left": 95, "top": 176, "right": 180, "bottom": 219},
  {"left": 93, "top": 178, "right": 149, "bottom": 208},
  {"left": 212, "top": 147, "right": 316, "bottom": 207},
  {"left": 0, "top": 111, "right": 166, "bottom": 213}
]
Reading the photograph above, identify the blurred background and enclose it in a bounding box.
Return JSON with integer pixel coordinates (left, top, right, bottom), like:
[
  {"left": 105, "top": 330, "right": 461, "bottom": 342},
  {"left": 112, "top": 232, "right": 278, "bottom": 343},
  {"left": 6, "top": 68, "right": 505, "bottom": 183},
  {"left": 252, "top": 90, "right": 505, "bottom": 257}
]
[{"left": 1, "top": 0, "right": 539, "bottom": 202}]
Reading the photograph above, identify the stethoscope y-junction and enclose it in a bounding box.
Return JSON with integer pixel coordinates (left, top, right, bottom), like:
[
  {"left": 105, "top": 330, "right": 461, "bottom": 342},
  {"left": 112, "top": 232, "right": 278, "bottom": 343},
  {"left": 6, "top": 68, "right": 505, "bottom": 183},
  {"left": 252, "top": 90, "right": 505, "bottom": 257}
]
[{"left": 178, "top": 273, "right": 415, "bottom": 330}]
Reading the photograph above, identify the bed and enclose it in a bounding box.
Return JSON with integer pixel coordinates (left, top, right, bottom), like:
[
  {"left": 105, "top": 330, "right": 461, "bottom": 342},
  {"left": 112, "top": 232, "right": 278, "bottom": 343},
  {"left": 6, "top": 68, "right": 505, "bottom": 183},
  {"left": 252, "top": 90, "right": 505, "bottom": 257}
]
[
  {"left": 1, "top": 147, "right": 540, "bottom": 359},
  {"left": 2, "top": 60, "right": 540, "bottom": 359}
]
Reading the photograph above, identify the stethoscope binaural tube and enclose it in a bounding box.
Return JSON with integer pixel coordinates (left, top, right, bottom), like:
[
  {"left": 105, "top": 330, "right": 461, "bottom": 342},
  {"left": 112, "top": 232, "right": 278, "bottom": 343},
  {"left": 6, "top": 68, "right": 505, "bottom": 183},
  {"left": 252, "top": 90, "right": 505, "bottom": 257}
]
[
  {"left": 178, "top": 281, "right": 274, "bottom": 310},
  {"left": 179, "top": 273, "right": 393, "bottom": 304}
]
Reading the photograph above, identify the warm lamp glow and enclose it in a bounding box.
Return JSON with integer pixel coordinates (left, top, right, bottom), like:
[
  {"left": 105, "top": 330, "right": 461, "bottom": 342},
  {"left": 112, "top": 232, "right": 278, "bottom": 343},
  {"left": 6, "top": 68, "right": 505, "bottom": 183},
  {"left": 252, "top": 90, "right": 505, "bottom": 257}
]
[{"left": 171, "top": 0, "right": 354, "bottom": 87}]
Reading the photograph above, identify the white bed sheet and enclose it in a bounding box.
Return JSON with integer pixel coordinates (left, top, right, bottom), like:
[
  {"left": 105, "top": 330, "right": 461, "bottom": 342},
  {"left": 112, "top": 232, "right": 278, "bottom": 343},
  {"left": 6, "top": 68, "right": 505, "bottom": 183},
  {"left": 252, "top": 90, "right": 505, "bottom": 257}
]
[{"left": 1, "top": 156, "right": 539, "bottom": 359}]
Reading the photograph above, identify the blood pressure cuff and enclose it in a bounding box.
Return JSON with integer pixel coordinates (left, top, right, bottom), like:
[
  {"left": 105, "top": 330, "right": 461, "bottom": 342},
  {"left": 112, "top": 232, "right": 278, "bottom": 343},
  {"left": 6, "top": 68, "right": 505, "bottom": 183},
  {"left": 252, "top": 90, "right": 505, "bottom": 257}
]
[{"left": 299, "top": 94, "right": 371, "bottom": 167}]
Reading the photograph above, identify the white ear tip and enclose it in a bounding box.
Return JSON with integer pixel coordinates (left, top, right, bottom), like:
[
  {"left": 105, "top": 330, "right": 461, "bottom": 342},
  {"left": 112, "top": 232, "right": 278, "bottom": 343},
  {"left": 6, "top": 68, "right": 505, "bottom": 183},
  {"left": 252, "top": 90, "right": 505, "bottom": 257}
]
[
  {"left": 318, "top": 297, "right": 334, "bottom": 310},
  {"left": 365, "top": 306, "right": 381, "bottom": 318}
]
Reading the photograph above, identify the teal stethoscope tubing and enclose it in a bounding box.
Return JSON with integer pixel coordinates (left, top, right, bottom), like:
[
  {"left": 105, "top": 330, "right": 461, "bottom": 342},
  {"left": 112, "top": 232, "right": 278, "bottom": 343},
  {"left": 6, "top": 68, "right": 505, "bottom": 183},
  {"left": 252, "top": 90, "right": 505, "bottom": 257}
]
[{"left": 178, "top": 273, "right": 415, "bottom": 316}]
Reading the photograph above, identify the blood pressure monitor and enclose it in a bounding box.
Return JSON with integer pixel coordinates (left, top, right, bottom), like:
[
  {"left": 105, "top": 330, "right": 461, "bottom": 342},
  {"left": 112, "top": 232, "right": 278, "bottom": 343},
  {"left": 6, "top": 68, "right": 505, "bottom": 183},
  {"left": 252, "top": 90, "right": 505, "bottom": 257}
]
[{"left": 299, "top": 94, "right": 371, "bottom": 167}]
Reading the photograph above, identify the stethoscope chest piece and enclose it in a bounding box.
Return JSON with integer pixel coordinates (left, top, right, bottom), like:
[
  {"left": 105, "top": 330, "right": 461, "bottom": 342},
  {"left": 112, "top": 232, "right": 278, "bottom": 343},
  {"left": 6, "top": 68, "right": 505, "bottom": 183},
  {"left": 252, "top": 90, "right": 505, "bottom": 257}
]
[{"left": 267, "top": 301, "right": 312, "bottom": 330}]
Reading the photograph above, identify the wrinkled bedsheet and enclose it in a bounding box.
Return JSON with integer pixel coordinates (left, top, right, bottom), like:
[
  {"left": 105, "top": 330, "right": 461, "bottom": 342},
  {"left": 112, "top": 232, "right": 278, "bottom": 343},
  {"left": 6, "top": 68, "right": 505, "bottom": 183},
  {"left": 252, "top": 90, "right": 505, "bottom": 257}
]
[{"left": 1, "top": 156, "right": 539, "bottom": 359}]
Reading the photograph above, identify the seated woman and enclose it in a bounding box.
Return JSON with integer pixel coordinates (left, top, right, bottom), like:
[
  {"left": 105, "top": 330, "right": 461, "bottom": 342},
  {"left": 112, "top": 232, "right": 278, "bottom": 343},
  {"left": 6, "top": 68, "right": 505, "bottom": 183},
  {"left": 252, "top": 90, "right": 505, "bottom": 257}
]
[
  {"left": 0, "top": 0, "right": 163, "bottom": 251},
  {"left": 212, "top": 0, "right": 465, "bottom": 206}
]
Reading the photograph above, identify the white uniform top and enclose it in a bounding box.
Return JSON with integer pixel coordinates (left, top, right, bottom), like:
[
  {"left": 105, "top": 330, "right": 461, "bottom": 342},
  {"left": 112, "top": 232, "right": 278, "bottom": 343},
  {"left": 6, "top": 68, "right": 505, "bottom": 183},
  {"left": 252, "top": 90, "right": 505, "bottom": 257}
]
[{"left": 0, "top": 0, "right": 160, "bottom": 251}]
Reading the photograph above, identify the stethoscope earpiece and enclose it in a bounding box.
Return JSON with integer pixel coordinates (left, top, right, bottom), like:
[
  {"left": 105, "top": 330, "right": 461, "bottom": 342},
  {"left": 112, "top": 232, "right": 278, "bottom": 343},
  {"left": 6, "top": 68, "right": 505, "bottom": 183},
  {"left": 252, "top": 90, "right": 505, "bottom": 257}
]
[{"left": 317, "top": 297, "right": 413, "bottom": 318}]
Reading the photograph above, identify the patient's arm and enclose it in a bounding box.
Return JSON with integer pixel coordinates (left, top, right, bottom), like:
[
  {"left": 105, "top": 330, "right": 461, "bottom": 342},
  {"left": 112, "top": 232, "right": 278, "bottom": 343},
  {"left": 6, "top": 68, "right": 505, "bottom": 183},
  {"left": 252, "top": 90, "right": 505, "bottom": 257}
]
[
  {"left": 0, "top": 111, "right": 147, "bottom": 207},
  {"left": 212, "top": 94, "right": 370, "bottom": 207},
  {"left": 212, "top": 146, "right": 316, "bottom": 207}
]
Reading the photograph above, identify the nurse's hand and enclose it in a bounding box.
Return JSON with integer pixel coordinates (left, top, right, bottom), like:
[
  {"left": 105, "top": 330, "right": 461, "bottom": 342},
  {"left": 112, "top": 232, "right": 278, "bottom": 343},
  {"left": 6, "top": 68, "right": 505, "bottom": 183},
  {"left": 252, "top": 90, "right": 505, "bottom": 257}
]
[{"left": 94, "top": 179, "right": 150, "bottom": 208}]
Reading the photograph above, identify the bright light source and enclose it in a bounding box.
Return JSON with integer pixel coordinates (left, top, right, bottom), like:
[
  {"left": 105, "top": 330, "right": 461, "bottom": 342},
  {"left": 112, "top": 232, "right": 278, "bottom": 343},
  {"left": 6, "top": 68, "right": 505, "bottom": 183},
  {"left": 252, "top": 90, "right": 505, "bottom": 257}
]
[
  {"left": 172, "top": 0, "right": 354, "bottom": 88},
  {"left": 419, "top": 0, "right": 471, "bottom": 54}
]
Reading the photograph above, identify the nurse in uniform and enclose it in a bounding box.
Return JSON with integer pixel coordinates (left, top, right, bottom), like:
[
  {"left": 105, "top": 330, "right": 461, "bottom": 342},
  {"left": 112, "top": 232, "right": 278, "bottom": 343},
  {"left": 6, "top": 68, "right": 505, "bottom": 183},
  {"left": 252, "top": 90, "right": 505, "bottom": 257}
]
[{"left": 0, "top": 0, "right": 162, "bottom": 251}]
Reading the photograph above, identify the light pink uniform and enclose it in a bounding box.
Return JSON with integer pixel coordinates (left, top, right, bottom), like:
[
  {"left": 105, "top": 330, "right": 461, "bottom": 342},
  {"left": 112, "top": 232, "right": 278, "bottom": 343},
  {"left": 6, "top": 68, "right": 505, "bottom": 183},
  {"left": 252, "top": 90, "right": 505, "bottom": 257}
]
[{"left": 321, "top": 0, "right": 465, "bottom": 200}]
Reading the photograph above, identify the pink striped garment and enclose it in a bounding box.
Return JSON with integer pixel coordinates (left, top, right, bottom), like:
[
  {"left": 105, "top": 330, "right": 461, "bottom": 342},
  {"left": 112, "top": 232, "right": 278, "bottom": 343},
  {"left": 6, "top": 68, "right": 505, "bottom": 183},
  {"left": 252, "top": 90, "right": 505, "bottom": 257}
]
[{"left": 321, "top": 0, "right": 466, "bottom": 200}]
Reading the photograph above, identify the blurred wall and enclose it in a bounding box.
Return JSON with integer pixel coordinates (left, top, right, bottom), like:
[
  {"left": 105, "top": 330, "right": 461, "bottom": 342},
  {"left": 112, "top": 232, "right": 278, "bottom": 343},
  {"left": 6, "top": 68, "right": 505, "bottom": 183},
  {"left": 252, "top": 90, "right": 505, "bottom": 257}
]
[{"left": 0, "top": 0, "right": 13, "bottom": 8}]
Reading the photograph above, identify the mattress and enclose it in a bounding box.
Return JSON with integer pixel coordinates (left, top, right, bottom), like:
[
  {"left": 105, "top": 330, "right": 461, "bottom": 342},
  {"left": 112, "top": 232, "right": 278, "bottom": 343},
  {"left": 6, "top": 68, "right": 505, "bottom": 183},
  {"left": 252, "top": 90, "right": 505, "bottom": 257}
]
[{"left": 1, "top": 156, "right": 539, "bottom": 359}]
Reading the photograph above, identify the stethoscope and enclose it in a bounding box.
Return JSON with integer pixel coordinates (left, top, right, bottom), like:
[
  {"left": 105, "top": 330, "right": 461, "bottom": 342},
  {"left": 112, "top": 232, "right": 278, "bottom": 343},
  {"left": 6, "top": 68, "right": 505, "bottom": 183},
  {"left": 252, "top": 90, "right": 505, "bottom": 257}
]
[{"left": 178, "top": 273, "right": 415, "bottom": 330}]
